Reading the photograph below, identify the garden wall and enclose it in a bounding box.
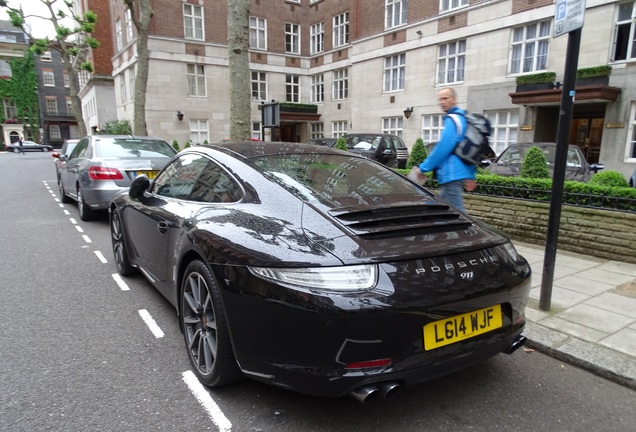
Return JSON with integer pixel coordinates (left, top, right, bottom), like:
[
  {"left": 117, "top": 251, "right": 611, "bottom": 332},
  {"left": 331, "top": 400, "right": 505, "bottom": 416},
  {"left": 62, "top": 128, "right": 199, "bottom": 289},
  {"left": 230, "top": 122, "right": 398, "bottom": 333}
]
[{"left": 465, "top": 195, "right": 636, "bottom": 264}]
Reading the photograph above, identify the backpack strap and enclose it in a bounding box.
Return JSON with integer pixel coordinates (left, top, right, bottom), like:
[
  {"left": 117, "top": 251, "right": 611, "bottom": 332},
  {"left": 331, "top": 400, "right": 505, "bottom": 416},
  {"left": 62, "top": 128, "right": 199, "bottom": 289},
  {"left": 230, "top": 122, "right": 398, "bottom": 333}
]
[{"left": 447, "top": 113, "right": 465, "bottom": 140}]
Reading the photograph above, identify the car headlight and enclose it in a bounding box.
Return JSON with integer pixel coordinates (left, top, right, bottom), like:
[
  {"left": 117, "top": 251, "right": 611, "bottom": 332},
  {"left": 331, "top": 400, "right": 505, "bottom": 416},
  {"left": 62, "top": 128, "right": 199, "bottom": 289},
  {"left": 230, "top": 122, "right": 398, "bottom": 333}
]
[
  {"left": 502, "top": 242, "right": 520, "bottom": 262},
  {"left": 249, "top": 264, "right": 378, "bottom": 292}
]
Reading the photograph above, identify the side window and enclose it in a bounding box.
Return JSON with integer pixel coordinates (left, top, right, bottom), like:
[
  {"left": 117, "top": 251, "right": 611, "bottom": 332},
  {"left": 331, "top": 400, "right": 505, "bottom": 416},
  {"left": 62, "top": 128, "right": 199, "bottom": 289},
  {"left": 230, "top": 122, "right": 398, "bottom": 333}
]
[
  {"left": 69, "top": 139, "right": 88, "bottom": 159},
  {"left": 189, "top": 162, "right": 242, "bottom": 203},
  {"left": 500, "top": 148, "right": 522, "bottom": 164},
  {"left": 153, "top": 154, "right": 208, "bottom": 199}
]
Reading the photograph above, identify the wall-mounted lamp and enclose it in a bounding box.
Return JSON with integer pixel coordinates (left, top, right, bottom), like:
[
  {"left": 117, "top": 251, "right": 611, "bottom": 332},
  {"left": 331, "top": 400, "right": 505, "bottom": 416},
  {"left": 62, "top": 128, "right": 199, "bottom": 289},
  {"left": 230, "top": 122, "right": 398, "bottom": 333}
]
[
  {"left": 403, "top": 107, "right": 413, "bottom": 119},
  {"left": 416, "top": 30, "right": 423, "bottom": 36},
  {"left": 177, "top": 111, "right": 184, "bottom": 121}
]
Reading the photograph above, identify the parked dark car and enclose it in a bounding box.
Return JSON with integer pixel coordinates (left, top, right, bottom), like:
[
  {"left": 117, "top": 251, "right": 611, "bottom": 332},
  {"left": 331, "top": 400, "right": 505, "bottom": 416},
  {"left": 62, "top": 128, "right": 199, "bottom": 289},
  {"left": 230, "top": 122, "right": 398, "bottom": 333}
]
[
  {"left": 343, "top": 133, "right": 409, "bottom": 168},
  {"left": 109, "top": 141, "right": 531, "bottom": 402},
  {"left": 5, "top": 140, "right": 53, "bottom": 152},
  {"left": 59, "top": 135, "right": 177, "bottom": 220},
  {"left": 629, "top": 168, "right": 636, "bottom": 187},
  {"left": 52, "top": 138, "right": 80, "bottom": 181},
  {"left": 305, "top": 137, "right": 338, "bottom": 147},
  {"left": 484, "top": 142, "right": 604, "bottom": 182}
]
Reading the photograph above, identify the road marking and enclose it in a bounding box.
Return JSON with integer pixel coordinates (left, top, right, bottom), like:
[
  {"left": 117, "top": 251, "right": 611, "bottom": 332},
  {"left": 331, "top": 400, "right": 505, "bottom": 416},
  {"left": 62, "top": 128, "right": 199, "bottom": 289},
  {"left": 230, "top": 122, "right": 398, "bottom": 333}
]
[
  {"left": 138, "top": 309, "right": 165, "bottom": 338},
  {"left": 69, "top": 218, "right": 77, "bottom": 224},
  {"left": 58, "top": 204, "right": 64, "bottom": 208},
  {"left": 94, "top": 251, "right": 107, "bottom": 264},
  {"left": 54, "top": 198, "right": 60, "bottom": 202},
  {"left": 82, "top": 235, "right": 92, "bottom": 243},
  {"left": 75, "top": 226, "right": 84, "bottom": 233},
  {"left": 112, "top": 273, "right": 130, "bottom": 291},
  {"left": 182, "top": 370, "right": 232, "bottom": 432},
  {"left": 63, "top": 210, "right": 70, "bottom": 215}
]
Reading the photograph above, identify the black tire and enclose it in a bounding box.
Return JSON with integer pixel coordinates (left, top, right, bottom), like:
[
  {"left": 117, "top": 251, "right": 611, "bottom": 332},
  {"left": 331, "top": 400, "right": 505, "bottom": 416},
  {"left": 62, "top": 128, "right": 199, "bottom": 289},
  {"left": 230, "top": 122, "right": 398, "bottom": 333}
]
[
  {"left": 59, "top": 180, "right": 72, "bottom": 204},
  {"left": 110, "top": 210, "right": 136, "bottom": 276},
  {"left": 180, "top": 260, "right": 242, "bottom": 387},
  {"left": 77, "top": 186, "right": 95, "bottom": 221}
]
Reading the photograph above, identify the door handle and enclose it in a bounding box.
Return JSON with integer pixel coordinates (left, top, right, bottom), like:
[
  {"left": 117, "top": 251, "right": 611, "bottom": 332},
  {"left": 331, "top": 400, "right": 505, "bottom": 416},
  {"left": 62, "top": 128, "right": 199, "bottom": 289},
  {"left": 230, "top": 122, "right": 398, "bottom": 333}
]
[{"left": 157, "top": 221, "right": 168, "bottom": 235}]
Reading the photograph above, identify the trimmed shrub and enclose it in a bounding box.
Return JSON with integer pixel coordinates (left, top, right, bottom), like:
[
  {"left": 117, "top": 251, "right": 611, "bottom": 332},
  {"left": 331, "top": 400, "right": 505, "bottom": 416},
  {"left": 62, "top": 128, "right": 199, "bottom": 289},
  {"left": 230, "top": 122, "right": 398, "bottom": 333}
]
[
  {"left": 520, "top": 146, "right": 550, "bottom": 179},
  {"left": 172, "top": 140, "right": 180, "bottom": 151},
  {"left": 334, "top": 137, "right": 348, "bottom": 151},
  {"left": 184, "top": 141, "right": 192, "bottom": 149},
  {"left": 406, "top": 138, "right": 428, "bottom": 169},
  {"left": 101, "top": 120, "right": 132, "bottom": 135},
  {"left": 588, "top": 170, "right": 629, "bottom": 188}
]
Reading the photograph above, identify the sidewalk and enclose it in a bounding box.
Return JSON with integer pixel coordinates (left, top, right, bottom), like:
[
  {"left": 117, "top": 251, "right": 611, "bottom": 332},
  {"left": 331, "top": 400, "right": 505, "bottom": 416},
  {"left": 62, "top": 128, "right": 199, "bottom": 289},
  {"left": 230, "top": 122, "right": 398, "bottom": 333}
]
[{"left": 514, "top": 241, "right": 636, "bottom": 390}]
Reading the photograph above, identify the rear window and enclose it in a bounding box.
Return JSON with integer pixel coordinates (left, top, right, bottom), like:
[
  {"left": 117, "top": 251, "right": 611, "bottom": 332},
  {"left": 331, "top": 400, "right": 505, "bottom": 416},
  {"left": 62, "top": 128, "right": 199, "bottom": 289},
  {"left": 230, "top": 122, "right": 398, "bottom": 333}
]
[
  {"left": 344, "top": 135, "right": 382, "bottom": 150},
  {"left": 95, "top": 138, "right": 177, "bottom": 158}
]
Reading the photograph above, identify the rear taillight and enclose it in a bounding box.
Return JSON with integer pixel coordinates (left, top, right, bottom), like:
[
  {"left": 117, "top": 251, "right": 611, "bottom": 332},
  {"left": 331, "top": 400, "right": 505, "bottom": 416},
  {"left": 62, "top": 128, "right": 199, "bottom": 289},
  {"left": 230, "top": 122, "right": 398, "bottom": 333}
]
[{"left": 88, "top": 166, "right": 124, "bottom": 180}]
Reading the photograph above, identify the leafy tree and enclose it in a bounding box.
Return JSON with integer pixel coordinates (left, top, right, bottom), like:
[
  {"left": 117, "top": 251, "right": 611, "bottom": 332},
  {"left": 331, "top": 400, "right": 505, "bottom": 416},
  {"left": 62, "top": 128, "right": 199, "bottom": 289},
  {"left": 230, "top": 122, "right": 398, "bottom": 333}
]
[
  {"left": 520, "top": 146, "right": 550, "bottom": 179},
  {"left": 0, "top": 0, "right": 101, "bottom": 136},
  {"left": 334, "top": 137, "right": 348, "bottom": 151},
  {"left": 588, "top": 170, "right": 629, "bottom": 188},
  {"left": 228, "top": 0, "right": 251, "bottom": 140},
  {"left": 101, "top": 120, "right": 132, "bottom": 135},
  {"left": 406, "top": 138, "right": 428, "bottom": 169}
]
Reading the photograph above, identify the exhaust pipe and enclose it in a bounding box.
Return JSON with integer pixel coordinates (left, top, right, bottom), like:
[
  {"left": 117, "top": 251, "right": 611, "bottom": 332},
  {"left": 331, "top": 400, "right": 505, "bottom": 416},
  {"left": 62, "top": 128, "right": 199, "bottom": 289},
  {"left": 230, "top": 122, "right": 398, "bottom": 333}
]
[
  {"left": 350, "top": 384, "right": 380, "bottom": 404},
  {"left": 503, "top": 335, "right": 527, "bottom": 354},
  {"left": 377, "top": 381, "right": 401, "bottom": 399}
]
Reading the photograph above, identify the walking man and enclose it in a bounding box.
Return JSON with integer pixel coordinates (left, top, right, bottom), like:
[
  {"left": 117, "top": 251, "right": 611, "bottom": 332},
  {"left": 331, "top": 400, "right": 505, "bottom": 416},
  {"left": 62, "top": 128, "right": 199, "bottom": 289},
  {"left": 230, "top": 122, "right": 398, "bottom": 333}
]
[
  {"left": 18, "top": 136, "right": 24, "bottom": 155},
  {"left": 413, "top": 88, "right": 476, "bottom": 212}
]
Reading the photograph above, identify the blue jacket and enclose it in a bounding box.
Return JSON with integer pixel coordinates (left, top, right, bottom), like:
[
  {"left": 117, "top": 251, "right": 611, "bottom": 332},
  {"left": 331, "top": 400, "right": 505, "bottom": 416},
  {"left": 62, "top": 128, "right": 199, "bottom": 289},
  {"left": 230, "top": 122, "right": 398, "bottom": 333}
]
[{"left": 419, "top": 106, "right": 476, "bottom": 185}]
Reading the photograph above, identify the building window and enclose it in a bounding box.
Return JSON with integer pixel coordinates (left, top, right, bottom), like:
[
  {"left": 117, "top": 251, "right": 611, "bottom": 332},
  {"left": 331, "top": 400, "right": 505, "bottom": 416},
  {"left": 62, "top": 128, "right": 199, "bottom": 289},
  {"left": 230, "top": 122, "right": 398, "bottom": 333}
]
[
  {"left": 484, "top": 110, "right": 519, "bottom": 155},
  {"left": 183, "top": 4, "right": 204, "bottom": 40},
  {"left": 613, "top": 1, "right": 636, "bottom": 61},
  {"left": 440, "top": 0, "right": 468, "bottom": 12},
  {"left": 310, "top": 22, "right": 324, "bottom": 54},
  {"left": 421, "top": 114, "right": 445, "bottom": 144},
  {"left": 333, "top": 12, "right": 349, "bottom": 48},
  {"left": 332, "top": 121, "right": 348, "bottom": 138},
  {"left": 311, "top": 123, "right": 324, "bottom": 139},
  {"left": 510, "top": 21, "right": 551, "bottom": 74},
  {"left": 332, "top": 68, "right": 348, "bottom": 101},
  {"left": 310, "top": 74, "right": 324, "bottom": 103},
  {"left": 285, "top": 23, "right": 300, "bottom": 54},
  {"left": 66, "top": 97, "right": 72, "bottom": 115},
  {"left": 252, "top": 122, "right": 262, "bottom": 140},
  {"left": 3, "top": 98, "right": 17, "bottom": 119},
  {"left": 125, "top": 8, "right": 133, "bottom": 41},
  {"left": 187, "top": 64, "right": 206, "bottom": 97},
  {"left": 0, "top": 60, "right": 10, "bottom": 78},
  {"left": 386, "top": 0, "right": 407, "bottom": 29},
  {"left": 383, "top": 53, "right": 405, "bottom": 92},
  {"left": 40, "top": 51, "right": 52, "bottom": 62},
  {"left": 285, "top": 75, "right": 300, "bottom": 102},
  {"left": 627, "top": 102, "right": 636, "bottom": 159},
  {"left": 49, "top": 125, "right": 61, "bottom": 140},
  {"left": 63, "top": 70, "right": 70, "bottom": 87},
  {"left": 120, "top": 75, "right": 127, "bottom": 103},
  {"left": 382, "top": 117, "right": 403, "bottom": 136},
  {"left": 189, "top": 119, "right": 209, "bottom": 145},
  {"left": 70, "top": 125, "right": 79, "bottom": 139},
  {"left": 437, "top": 40, "right": 465, "bottom": 84},
  {"left": 42, "top": 70, "right": 55, "bottom": 86},
  {"left": 115, "top": 19, "right": 123, "bottom": 51},
  {"left": 46, "top": 98, "right": 58, "bottom": 115},
  {"left": 129, "top": 66, "right": 135, "bottom": 98},
  {"left": 250, "top": 17, "right": 267, "bottom": 50},
  {"left": 251, "top": 71, "right": 267, "bottom": 101}
]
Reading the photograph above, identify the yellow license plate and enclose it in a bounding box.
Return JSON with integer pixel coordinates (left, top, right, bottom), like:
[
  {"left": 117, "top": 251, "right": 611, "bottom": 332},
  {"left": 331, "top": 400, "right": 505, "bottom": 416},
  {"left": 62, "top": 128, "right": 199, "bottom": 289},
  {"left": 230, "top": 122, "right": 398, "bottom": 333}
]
[
  {"left": 423, "top": 305, "right": 502, "bottom": 351},
  {"left": 135, "top": 170, "right": 158, "bottom": 179}
]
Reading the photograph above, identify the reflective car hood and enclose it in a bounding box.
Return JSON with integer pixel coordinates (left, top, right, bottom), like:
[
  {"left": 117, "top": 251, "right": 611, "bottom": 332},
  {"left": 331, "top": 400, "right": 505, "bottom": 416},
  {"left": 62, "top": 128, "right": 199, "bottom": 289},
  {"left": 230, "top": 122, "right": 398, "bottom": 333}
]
[
  {"left": 346, "top": 148, "right": 377, "bottom": 160},
  {"left": 301, "top": 201, "right": 508, "bottom": 264}
]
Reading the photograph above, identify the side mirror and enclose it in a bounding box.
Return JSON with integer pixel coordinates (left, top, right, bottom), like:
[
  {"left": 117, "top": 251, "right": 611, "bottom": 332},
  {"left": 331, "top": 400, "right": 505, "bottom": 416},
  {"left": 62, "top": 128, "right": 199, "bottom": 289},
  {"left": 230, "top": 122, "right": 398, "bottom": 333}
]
[
  {"left": 383, "top": 149, "right": 393, "bottom": 155},
  {"left": 52, "top": 152, "right": 60, "bottom": 159},
  {"left": 129, "top": 175, "right": 151, "bottom": 200},
  {"left": 590, "top": 163, "right": 604, "bottom": 173}
]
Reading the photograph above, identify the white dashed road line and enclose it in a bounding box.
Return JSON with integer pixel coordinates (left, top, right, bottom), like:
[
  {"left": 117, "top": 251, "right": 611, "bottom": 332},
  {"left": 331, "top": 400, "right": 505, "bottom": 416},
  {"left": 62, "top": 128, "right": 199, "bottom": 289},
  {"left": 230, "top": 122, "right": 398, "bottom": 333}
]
[
  {"left": 138, "top": 309, "right": 165, "bottom": 338},
  {"left": 112, "top": 273, "right": 130, "bottom": 291},
  {"left": 182, "top": 370, "right": 232, "bottom": 432},
  {"left": 94, "top": 251, "right": 108, "bottom": 264}
]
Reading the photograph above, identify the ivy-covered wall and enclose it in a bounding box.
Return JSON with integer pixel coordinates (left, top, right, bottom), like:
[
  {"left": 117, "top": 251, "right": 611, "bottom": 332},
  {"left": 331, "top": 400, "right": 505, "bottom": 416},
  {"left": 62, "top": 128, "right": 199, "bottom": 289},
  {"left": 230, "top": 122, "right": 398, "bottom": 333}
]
[{"left": 0, "top": 52, "right": 40, "bottom": 144}]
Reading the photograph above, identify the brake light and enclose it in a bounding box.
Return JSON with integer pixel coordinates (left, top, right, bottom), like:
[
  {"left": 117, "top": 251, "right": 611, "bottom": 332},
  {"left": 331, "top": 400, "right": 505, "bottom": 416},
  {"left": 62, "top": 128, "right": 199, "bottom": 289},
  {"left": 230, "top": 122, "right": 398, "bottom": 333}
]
[
  {"left": 345, "top": 358, "right": 392, "bottom": 369},
  {"left": 88, "top": 166, "right": 124, "bottom": 180}
]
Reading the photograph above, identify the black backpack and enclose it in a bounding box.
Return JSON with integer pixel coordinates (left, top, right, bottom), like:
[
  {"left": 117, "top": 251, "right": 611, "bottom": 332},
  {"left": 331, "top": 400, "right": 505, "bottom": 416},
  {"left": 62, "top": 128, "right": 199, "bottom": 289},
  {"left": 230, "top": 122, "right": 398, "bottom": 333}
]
[{"left": 448, "top": 112, "right": 494, "bottom": 166}]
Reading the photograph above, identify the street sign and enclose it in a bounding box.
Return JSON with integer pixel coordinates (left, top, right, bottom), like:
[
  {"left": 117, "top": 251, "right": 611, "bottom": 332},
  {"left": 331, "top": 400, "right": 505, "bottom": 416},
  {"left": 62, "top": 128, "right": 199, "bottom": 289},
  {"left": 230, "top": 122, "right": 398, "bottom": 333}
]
[{"left": 554, "top": 0, "right": 586, "bottom": 37}]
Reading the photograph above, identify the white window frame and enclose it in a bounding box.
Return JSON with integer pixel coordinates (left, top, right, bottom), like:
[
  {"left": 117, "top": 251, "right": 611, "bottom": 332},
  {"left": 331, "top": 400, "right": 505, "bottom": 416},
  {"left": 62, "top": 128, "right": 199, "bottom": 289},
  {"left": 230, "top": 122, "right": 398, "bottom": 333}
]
[
  {"left": 286, "top": 75, "right": 300, "bottom": 103},
  {"left": 509, "top": 21, "right": 551, "bottom": 75},
  {"left": 484, "top": 109, "right": 519, "bottom": 155},
  {"left": 311, "top": 123, "right": 324, "bottom": 139},
  {"left": 383, "top": 53, "right": 406, "bottom": 93},
  {"left": 440, "top": 0, "right": 468, "bottom": 12},
  {"left": 187, "top": 64, "right": 206, "bottom": 97},
  {"left": 63, "top": 70, "right": 70, "bottom": 88},
  {"left": 437, "top": 39, "right": 466, "bottom": 84},
  {"left": 70, "top": 125, "right": 79, "bottom": 139},
  {"left": 40, "top": 51, "right": 52, "bottom": 62},
  {"left": 183, "top": 4, "right": 204, "bottom": 40},
  {"left": 332, "top": 121, "right": 348, "bottom": 138},
  {"left": 421, "top": 114, "right": 445, "bottom": 144},
  {"left": 310, "top": 74, "right": 324, "bottom": 103},
  {"left": 310, "top": 22, "right": 324, "bottom": 54},
  {"left": 125, "top": 8, "right": 133, "bottom": 41},
  {"left": 385, "top": 0, "right": 407, "bottom": 30},
  {"left": 43, "top": 70, "right": 55, "bottom": 87},
  {"left": 120, "top": 75, "right": 127, "bottom": 103},
  {"left": 626, "top": 102, "right": 636, "bottom": 160},
  {"left": 129, "top": 66, "right": 135, "bottom": 98},
  {"left": 613, "top": 1, "right": 636, "bottom": 61},
  {"left": 250, "top": 17, "right": 267, "bottom": 50},
  {"left": 251, "top": 71, "right": 267, "bottom": 101},
  {"left": 382, "top": 117, "right": 404, "bottom": 137},
  {"left": 332, "top": 68, "right": 348, "bottom": 101},
  {"left": 252, "top": 122, "right": 262, "bottom": 140},
  {"left": 46, "top": 98, "right": 58, "bottom": 115},
  {"left": 65, "top": 97, "right": 72, "bottom": 115},
  {"left": 115, "top": 19, "right": 123, "bottom": 51},
  {"left": 49, "top": 125, "right": 61, "bottom": 140},
  {"left": 285, "top": 23, "right": 301, "bottom": 54},
  {"left": 0, "top": 60, "right": 10, "bottom": 78},
  {"left": 189, "top": 119, "right": 209, "bottom": 145},
  {"left": 333, "top": 12, "right": 349, "bottom": 48}
]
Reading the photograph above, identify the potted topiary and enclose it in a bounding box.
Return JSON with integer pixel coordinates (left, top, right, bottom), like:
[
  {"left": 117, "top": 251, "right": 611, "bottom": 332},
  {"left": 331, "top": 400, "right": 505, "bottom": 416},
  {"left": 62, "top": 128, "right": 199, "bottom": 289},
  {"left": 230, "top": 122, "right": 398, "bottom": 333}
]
[
  {"left": 576, "top": 65, "right": 611, "bottom": 87},
  {"left": 515, "top": 71, "right": 557, "bottom": 92}
]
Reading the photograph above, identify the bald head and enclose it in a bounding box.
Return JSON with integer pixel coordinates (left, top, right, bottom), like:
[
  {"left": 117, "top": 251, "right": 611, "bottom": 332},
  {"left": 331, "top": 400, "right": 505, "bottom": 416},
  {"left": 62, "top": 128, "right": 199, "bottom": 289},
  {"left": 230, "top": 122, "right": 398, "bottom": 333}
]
[{"left": 437, "top": 87, "right": 457, "bottom": 113}]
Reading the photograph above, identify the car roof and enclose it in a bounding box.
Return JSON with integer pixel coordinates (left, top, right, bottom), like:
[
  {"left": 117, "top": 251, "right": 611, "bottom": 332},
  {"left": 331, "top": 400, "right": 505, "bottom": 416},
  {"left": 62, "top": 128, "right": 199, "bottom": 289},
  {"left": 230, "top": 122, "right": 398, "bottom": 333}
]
[{"left": 199, "top": 141, "right": 351, "bottom": 160}]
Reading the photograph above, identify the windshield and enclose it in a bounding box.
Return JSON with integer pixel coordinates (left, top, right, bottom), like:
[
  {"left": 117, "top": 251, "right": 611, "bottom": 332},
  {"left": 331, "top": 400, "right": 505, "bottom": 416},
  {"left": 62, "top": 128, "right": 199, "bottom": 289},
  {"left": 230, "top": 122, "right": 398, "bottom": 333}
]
[
  {"left": 498, "top": 145, "right": 583, "bottom": 168},
  {"left": 95, "top": 138, "right": 177, "bottom": 158},
  {"left": 250, "top": 153, "right": 432, "bottom": 208},
  {"left": 344, "top": 135, "right": 382, "bottom": 150}
]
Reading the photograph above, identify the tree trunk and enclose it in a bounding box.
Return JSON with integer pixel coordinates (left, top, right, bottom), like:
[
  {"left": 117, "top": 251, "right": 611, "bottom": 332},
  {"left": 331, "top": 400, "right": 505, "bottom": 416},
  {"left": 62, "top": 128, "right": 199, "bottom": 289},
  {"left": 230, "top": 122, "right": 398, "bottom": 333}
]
[{"left": 228, "top": 0, "right": 251, "bottom": 141}]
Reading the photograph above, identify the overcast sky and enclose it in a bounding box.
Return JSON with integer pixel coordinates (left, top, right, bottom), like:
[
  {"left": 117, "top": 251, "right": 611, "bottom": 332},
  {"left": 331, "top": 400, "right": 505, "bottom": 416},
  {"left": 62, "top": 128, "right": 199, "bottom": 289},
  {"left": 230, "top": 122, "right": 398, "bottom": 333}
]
[{"left": 1, "top": 0, "right": 70, "bottom": 38}]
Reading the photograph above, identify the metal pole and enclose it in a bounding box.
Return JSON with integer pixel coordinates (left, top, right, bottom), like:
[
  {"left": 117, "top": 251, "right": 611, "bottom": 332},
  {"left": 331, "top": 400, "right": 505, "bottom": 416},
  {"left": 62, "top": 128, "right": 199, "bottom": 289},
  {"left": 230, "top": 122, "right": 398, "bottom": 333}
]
[{"left": 539, "top": 28, "right": 582, "bottom": 311}]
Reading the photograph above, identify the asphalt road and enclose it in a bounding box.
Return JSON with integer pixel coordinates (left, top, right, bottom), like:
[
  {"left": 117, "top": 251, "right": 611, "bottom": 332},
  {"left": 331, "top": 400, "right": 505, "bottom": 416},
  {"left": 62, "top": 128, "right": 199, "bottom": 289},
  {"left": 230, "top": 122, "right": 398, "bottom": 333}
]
[{"left": 1, "top": 151, "right": 634, "bottom": 432}]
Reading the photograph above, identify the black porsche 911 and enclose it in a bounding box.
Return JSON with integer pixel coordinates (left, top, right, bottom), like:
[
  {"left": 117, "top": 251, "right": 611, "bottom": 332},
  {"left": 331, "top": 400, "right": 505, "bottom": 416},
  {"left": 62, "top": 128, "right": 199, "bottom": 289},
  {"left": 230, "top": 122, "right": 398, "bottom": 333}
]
[{"left": 109, "top": 141, "right": 531, "bottom": 403}]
